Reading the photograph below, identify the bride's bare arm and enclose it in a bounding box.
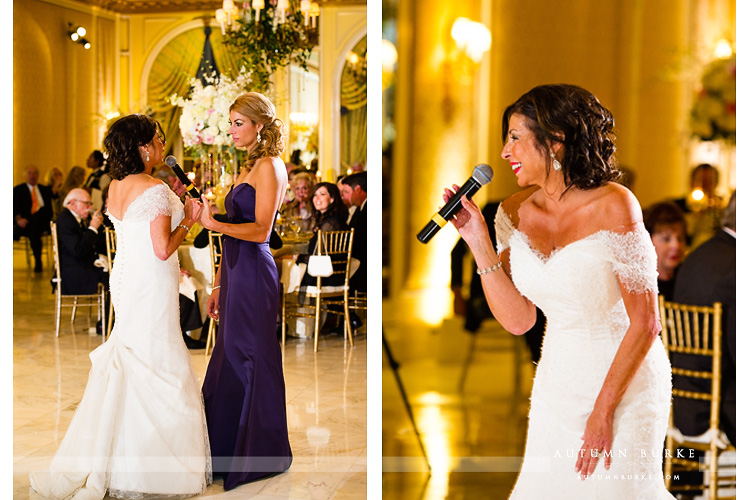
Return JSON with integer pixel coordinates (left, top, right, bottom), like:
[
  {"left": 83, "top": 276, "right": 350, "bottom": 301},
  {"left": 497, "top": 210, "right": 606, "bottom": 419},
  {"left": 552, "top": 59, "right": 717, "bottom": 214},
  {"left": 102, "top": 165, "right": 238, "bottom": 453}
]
[
  {"left": 150, "top": 197, "right": 202, "bottom": 261},
  {"left": 576, "top": 188, "right": 661, "bottom": 478},
  {"left": 200, "top": 158, "right": 286, "bottom": 243},
  {"left": 447, "top": 187, "right": 537, "bottom": 334}
]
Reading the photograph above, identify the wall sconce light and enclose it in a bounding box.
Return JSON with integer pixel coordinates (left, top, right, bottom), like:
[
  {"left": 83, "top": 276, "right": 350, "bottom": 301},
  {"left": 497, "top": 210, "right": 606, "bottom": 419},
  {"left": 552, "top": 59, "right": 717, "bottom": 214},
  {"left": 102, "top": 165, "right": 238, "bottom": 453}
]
[
  {"left": 713, "top": 38, "right": 733, "bottom": 59},
  {"left": 451, "top": 17, "right": 491, "bottom": 63},
  {"left": 68, "top": 23, "right": 91, "bottom": 49}
]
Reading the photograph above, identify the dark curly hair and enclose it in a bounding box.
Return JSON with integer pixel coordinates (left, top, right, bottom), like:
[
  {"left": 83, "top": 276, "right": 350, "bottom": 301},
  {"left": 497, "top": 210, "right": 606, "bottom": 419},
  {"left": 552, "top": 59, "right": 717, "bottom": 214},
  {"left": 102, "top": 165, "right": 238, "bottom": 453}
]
[
  {"left": 103, "top": 114, "right": 164, "bottom": 180},
  {"left": 502, "top": 84, "right": 620, "bottom": 193},
  {"left": 311, "top": 182, "right": 349, "bottom": 228}
]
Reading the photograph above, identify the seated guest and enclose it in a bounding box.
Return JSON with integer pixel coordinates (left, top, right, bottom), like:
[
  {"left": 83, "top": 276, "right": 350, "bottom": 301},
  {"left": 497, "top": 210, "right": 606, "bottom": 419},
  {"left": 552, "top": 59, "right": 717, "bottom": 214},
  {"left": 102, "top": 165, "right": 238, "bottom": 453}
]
[
  {"left": 179, "top": 268, "right": 206, "bottom": 350},
  {"left": 14, "top": 165, "right": 54, "bottom": 272},
  {"left": 674, "top": 163, "right": 724, "bottom": 249},
  {"left": 669, "top": 191, "right": 735, "bottom": 497},
  {"left": 281, "top": 171, "right": 315, "bottom": 232},
  {"left": 643, "top": 200, "right": 687, "bottom": 300},
  {"left": 83, "top": 150, "right": 111, "bottom": 211},
  {"left": 340, "top": 172, "right": 367, "bottom": 295},
  {"left": 298, "top": 182, "right": 350, "bottom": 291},
  {"left": 672, "top": 190, "right": 735, "bottom": 445},
  {"left": 45, "top": 167, "right": 65, "bottom": 221},
  {"left": 56, "top": 188, "right": 108, "bottom": 295},
  {"left": 59, "top": 166, "right": 87, "bottom": 204},
  {"left": 56, "top": 188, "right": 109, "bottom": 334},
  {"left": 337, "top": 174, "right": 357, "bottom": 224}
]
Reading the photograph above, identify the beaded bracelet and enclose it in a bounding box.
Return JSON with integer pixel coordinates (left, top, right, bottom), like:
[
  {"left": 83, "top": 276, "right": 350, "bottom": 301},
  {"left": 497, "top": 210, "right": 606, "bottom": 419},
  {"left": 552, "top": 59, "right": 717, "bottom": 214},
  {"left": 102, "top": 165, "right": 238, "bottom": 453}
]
[
  {"left": 177, "top": 224, "right": 190, "bottom": 232},
  {"left": 476, "top": 261, "right": 502, "bottom": 275}
]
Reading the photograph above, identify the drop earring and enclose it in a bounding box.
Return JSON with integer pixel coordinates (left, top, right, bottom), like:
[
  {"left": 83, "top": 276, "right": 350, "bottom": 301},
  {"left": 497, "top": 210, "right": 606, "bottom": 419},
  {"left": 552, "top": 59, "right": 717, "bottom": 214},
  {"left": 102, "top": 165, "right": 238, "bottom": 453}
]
[
  {"left": 146, "top": 152, "right": 150, "bottom": 163},
  {"left": 551, "top": 152, "right": 562, "bottom": 171},
  {"left": 257, "top": 131, "right": 262, "bottom": 143}
]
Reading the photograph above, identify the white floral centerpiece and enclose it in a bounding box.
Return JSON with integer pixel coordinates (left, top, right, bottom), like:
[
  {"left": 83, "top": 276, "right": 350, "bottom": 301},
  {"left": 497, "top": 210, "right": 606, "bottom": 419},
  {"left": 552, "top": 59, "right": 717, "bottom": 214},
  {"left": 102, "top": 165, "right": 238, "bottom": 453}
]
[
  {"left": 170, "top": 69, "right": 253, "bottom": 149},
  {"left": 690, "top": 54, "right": 735, "bottom": 143}
]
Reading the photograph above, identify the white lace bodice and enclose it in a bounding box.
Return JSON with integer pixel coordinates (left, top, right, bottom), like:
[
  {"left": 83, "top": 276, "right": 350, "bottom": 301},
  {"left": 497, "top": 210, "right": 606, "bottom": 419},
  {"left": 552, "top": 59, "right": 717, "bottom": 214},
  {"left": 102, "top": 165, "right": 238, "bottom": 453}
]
[{"left": 494, "top": 204, "right": 658, "bottom": 336}]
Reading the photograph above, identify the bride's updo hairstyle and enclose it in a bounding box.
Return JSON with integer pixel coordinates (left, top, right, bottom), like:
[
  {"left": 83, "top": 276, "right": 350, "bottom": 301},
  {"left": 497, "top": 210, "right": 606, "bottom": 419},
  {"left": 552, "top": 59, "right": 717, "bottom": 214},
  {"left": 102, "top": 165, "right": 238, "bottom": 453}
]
[
  {"left": 230, "top": 92, "right": 286, "bottom": 169},
  {"left": 502, "top": 84, "right": 620, "bottom": 193},
  {"left": 104, "top": 114, "right": 164, "bottom": 180}
]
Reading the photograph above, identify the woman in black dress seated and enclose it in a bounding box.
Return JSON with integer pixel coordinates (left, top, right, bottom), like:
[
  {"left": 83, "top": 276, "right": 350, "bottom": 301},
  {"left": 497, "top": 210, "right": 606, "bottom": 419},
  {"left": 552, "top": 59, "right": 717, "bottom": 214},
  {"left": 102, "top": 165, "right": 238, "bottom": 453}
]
[{"left": 298, "top": 182, "right": 350, "bottom": 292}]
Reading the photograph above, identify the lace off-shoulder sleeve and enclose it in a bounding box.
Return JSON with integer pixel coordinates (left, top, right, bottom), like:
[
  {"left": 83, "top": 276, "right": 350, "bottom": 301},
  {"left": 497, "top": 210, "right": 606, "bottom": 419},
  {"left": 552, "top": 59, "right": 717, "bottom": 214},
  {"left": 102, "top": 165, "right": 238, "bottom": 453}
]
[
  {"left": 603, "top": 224, "right": 659, "bottom": 294},
  {"left": 494, "top": 204, "right": 515, "bottom": 254},
  {"left": 125, "top": 184, "right": 175, "bottom": 222}
]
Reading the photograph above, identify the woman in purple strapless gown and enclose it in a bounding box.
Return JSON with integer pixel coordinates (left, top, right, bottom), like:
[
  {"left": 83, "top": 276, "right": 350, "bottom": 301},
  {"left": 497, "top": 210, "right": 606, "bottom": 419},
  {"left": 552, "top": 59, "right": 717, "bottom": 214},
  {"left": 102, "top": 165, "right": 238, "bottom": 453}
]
[{"left": 200, "top": 92, "right": 292, "bottom": 490}]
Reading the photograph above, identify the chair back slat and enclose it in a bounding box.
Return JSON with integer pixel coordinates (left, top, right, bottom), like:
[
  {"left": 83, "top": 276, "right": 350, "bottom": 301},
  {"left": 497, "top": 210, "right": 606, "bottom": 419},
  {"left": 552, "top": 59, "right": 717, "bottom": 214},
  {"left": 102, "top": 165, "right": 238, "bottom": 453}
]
[
  {"left": 50, "top": 222, "right": 62, "bottom": 283},
  {"left": 105, "top": 227, "right": 117, "bottom": 266},
  {"left": 208, "top": 231, "right": 223, "bottom": 281}
]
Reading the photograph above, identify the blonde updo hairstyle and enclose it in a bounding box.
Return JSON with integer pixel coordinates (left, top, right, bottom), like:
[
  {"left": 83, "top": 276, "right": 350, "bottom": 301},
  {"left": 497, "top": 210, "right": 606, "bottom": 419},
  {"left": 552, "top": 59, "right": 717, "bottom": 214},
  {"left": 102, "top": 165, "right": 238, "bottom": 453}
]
[{"left": 230, "top": 92, "right": 286, "bottom": 169}]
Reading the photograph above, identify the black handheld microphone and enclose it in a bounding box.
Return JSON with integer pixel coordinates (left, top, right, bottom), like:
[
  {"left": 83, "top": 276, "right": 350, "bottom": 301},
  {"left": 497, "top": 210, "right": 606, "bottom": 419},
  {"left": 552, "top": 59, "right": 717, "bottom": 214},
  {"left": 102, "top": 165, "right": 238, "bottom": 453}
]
[
  {"left": 417, "top": 163, "right": 493, "bottom": 244},
  {"left": 165, "top": 155, "right": 201, "bottom": 198}
]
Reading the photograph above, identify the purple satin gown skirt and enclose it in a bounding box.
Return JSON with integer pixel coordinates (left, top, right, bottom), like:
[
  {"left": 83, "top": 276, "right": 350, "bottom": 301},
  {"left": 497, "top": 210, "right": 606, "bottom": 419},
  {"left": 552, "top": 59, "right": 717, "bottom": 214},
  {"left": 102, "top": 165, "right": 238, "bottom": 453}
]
[{"left": 202, "top": 184, "right": 292, "bottom": 490}]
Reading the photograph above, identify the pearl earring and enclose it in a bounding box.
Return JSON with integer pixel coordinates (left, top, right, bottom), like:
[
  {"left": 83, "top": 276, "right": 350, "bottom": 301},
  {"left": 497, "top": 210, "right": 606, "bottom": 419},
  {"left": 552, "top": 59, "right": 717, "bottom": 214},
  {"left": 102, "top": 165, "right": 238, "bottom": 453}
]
[
  {"left": 551, "top": 152, "right": 562, "bottom": 171},
  {"left": 146, "top": 152, "right": 150, "bottom": 163}
]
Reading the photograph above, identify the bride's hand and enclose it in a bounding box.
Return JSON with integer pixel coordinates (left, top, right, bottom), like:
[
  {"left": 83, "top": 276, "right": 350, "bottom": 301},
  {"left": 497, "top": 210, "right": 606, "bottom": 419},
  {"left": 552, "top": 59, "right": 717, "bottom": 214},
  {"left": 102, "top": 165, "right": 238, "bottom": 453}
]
[
  {"left": 442, "top": 184, "right": 488, "bottom": 245},
  {"left": 200, "top": 195, "right": 216, "bottom": 230},
  {"left": 183, "top": 197, "right": 203, "bottom": 226},
  {"left": 575, "top": 408, "right": 614, "bottom": 479}
]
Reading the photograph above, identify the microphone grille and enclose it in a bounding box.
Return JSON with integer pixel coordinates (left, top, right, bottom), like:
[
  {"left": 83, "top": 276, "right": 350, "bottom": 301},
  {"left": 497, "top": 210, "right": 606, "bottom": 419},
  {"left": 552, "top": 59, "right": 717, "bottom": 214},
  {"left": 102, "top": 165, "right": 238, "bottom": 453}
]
[
  {"left": 472, "top": 163, "right": 493, "bottom": 186},
  {"left": 164, "top": 155, "right": 177, "bottom": 167}
]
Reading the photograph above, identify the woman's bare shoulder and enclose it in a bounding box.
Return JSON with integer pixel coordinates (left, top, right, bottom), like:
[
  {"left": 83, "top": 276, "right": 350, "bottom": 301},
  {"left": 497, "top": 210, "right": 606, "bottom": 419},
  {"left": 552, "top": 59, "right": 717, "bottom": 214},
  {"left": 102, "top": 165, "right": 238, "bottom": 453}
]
[
  {"left": 589, "top": 182, "right": 643, "bottom": 230},
  {"left": 501, "top": 187, "right": 539, "bottom": 225},
  {"left": 252, "top": 156, "right": 288, "bottom": 181}
]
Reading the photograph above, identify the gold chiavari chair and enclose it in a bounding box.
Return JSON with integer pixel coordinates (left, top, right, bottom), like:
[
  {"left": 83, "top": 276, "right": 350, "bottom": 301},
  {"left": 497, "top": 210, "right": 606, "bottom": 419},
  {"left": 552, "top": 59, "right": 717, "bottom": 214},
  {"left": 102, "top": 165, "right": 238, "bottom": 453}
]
[
  {"left": 281, "top": 229, "right": 355, "bottom": 352},
  {"left": 23, "top": 231, "right": 53, "bottom": 268},
  {"left": 349, "top": 288, "right": 366, "bottom": 337},
  {"left": 104, "top": 227, "right": 117, "bottom": 339},
  {"left": 50, "top": 222, "right": 106, "bottom": 342},
  {"left": 205, "top": 231, "right": 223, "bottom": 356},
  {"left": 660, "top": 296, "right": 735, "bottom": 500}
]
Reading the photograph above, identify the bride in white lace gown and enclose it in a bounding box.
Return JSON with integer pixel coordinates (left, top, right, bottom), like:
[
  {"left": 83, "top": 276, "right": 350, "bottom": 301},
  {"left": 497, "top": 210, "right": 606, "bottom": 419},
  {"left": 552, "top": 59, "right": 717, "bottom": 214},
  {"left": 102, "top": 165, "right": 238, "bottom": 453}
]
[
  {"left": 30, "top": 114, "right": 210, "bottom": 500},
  {"left": 446, "top": 85, "right": 675, "bottom": 499}
]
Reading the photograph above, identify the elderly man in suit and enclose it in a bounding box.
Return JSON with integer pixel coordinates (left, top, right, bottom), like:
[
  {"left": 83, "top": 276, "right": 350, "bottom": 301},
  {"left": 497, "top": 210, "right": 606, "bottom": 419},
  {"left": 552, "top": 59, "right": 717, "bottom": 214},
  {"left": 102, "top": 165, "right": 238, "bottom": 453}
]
[
  {"left": 57, "top": 188, "right": 108, "bottom": 297},
  {"left": 14, "top": 165, "right": 54, "bottom": 272}
]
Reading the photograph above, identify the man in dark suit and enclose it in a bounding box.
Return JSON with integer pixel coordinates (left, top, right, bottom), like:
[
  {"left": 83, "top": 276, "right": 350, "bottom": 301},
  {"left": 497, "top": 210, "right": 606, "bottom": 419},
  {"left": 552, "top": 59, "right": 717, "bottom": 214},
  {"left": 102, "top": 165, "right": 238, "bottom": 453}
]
[
  {"left": 56, "top": 188, "right": 108, "bottom": 296},
  {"left": 670, "top": 191, "right": 735, "bottom": 497},
  {"left": 672, "top": 190, "right": 735, "bottom": 445},
  {"left": 14, "top": 165, "right": 53, "bottom": 272},
  {"left": 341, "top": 172, "right": 367, "bottom": 295}
]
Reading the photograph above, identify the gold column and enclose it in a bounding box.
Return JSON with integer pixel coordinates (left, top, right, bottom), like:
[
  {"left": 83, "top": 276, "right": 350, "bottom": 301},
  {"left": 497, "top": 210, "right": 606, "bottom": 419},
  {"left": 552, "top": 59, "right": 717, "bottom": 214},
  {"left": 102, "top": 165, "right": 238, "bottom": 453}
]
[{"left": 391, "top": 1, "right": 485, "bottom": 324}]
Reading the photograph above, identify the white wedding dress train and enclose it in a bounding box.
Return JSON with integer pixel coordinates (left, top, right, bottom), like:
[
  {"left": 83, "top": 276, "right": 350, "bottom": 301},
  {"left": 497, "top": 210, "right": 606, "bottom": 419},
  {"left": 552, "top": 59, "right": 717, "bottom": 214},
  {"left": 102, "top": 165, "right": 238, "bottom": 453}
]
[{"left": 30, "top": 184, "right": 211, "bottom": 500}]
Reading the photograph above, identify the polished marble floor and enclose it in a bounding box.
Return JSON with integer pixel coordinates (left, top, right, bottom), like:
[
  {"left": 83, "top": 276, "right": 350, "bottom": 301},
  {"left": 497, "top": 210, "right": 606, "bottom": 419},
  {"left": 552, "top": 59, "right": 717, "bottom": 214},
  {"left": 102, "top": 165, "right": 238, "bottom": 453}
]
[
  {"left": 382, "top": 301, "right": 535, "bottom": 500},
  {"left": 12, "top": 246, "right": 366, "bottom": 500}
]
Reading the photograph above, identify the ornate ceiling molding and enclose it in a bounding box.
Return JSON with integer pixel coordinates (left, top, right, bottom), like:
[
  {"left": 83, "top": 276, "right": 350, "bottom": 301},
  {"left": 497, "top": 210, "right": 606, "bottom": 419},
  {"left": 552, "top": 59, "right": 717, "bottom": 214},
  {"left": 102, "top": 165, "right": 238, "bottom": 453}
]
[{"left": 74, "top": 0, "right": 366, "bottom": 14}]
